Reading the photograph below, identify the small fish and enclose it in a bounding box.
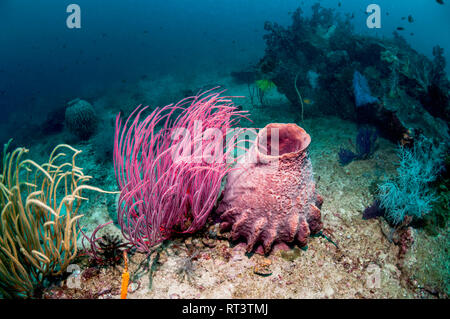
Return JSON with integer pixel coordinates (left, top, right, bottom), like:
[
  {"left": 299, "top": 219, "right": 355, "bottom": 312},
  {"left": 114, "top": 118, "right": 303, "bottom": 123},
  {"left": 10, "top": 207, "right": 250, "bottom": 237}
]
[
  {"left": 338, "top": 2, "right": 341, "bottom": 7},
  {"left": 143, "top": 30, "right": 149, "bottom": 34},
  {"left": 397, "top": 27, "right": 405, "bottom": 31},
  {"left": 408, "top": 15, "right": 414, "bottom": 23},
  {"left": 386, "top": 12, "right": 390, "bottom": 16},
  {"left": 303, "top": 98, "right": 313, "bottom": 105},
  {"left": 401, "top": 17, "right": 406, "bottom": 20},
  {"left": 436, "top": 0, "right": 444, "bottom": 5},
  {"left": 410, "top": 32, "right": 415, "bottom": 36}
]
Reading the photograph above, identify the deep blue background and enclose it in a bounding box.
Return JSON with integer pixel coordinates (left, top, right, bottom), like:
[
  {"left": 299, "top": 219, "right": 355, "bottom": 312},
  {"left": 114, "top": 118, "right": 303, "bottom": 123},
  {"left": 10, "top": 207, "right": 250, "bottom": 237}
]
[{"left": 0, "top": 0, "right": 449, "bottom": 124}]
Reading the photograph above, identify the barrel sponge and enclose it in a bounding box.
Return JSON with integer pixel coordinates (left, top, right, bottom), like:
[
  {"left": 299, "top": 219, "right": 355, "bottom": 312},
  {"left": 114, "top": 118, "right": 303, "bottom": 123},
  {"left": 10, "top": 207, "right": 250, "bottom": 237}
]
[
  {"left": 65, "top": 98, "right": 98, "bottom": 140},
  {"left": 218, "top": 123, "right": 323, "bottom": 254}
]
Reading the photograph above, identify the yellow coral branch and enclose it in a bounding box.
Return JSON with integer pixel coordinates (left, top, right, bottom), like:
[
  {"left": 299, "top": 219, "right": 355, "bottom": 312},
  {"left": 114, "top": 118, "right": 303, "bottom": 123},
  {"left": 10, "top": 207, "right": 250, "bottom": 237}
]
[{"left": 0, "top": 141, "right": 114, "bottom": 298}]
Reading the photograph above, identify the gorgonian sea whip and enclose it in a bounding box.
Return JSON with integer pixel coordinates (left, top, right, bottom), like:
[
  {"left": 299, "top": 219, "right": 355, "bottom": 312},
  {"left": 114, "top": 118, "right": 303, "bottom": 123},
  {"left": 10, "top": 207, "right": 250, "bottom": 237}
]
[{"left": 113, "top": 89, "right": 250, "bottom": 253}]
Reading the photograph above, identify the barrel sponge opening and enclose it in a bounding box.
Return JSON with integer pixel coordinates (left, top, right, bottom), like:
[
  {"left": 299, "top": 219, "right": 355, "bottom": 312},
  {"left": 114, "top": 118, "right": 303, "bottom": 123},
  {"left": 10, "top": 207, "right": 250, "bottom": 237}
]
[{"left": 257, "top": 123, "right": 311, "bottom": 156}]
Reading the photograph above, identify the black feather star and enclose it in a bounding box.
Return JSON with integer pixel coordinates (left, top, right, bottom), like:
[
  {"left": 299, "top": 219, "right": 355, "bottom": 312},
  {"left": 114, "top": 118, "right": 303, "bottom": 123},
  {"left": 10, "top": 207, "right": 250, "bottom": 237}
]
[
  {"left": 363, "top": 200, "right": 385, "bottom": 220},
  {"left": 95, "top": 234, "right": 131, "bottom": 267}
]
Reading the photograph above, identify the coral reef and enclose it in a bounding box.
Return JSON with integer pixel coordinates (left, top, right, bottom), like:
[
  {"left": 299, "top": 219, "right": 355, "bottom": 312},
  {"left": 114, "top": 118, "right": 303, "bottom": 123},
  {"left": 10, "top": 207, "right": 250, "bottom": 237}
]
[
  {"left": 218, "top": 123, "right": 323, "bottom": 254},
  {"left": 36, "top": 114, "right": 448, "bottom": 300},
  {"left": 65, "top": 98, "right": 98, "bottom": 140},
  {"left": 253, "top": 2, "right": 449, "bottom": 144}
]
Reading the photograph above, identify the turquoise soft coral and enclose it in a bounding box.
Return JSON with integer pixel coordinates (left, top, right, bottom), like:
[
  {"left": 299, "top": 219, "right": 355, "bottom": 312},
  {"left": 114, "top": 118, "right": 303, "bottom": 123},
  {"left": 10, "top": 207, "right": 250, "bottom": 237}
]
[{"left": 378, "top": 135, "right": 445, "bottom": 224}]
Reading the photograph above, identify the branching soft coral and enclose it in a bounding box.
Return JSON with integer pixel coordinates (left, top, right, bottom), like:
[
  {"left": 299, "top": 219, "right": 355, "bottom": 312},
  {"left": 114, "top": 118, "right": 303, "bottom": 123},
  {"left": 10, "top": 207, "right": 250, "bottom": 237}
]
[{"left": 378, "top": 135, "right": 445, "bottom": 225}]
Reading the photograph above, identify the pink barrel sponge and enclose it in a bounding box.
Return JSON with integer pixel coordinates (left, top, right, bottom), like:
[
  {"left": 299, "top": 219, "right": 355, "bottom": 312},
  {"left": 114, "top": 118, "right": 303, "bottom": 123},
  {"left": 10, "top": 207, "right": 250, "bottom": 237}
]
[{"left": 218, "top": 123, "right": 323, "bottom": 254}]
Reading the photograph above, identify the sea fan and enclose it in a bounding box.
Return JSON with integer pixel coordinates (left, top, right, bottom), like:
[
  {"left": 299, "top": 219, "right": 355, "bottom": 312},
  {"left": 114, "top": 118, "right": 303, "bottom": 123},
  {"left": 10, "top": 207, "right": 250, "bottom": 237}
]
[{"left": 353, "top": 71, "right": 379, "bottom": 107}]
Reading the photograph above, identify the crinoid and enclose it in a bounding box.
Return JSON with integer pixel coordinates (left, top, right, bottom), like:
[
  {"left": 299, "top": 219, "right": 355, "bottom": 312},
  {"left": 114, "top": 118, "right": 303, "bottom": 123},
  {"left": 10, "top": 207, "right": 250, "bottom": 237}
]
[{"left": 92, "top": 234, "right": 131, "bottom": 267}]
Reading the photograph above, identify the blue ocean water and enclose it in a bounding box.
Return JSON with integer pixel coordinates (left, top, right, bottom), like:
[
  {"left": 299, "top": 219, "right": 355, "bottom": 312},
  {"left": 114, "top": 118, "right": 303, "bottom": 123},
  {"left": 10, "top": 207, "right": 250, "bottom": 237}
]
[{"left": 0, "top": 0, "right": 449, "bottom": 126}]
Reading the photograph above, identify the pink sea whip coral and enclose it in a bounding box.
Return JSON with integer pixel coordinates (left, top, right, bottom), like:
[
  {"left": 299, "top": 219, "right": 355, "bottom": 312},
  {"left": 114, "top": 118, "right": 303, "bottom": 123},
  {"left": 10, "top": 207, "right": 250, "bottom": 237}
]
[{"left": 113, "top": 89, "right": 249, "bottom": 253}]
